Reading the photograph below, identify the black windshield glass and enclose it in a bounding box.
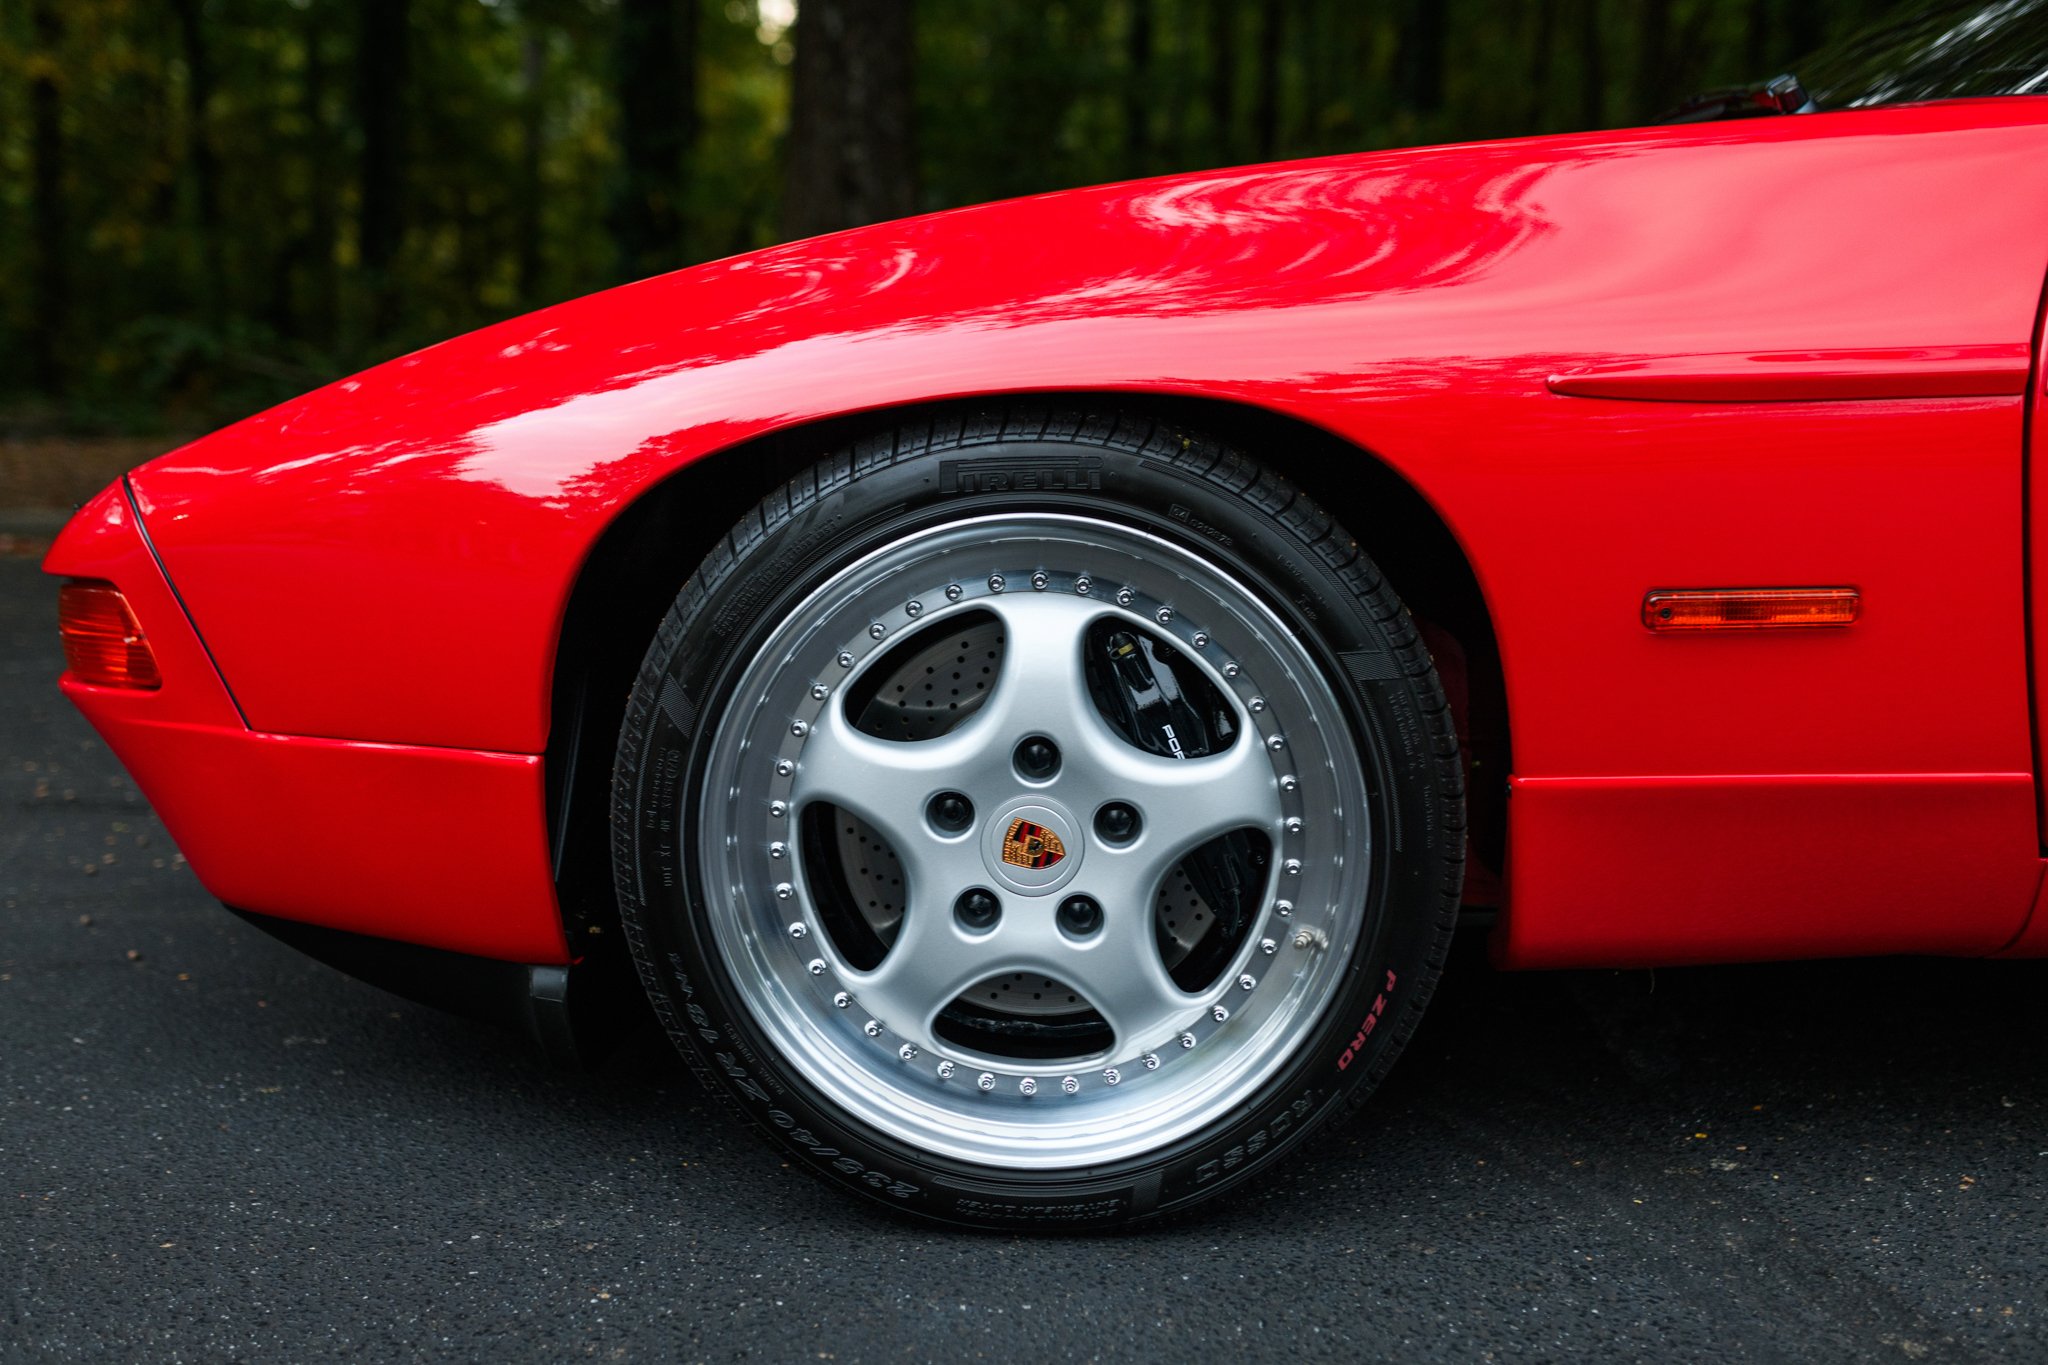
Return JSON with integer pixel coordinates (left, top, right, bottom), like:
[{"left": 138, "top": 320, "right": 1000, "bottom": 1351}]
[{"left": 1803, "top": 0, "right": 2048, "bottom": 106}]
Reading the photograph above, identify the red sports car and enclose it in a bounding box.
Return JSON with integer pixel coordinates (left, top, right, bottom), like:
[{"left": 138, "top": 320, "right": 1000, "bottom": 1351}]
[{"left": 44, "top": 5, "right": 2048, "bottom": 1227}]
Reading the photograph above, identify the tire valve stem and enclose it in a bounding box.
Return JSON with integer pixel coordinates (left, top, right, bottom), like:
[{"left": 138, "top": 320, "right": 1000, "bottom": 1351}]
[{"left": 1293, "top": 927, "right": 1327, "bottom": 951}]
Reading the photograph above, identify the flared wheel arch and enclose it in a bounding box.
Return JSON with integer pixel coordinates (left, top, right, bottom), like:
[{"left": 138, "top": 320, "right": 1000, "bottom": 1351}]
[{"left": 543, "top": 396, "right": 1509, "bottom": 966}]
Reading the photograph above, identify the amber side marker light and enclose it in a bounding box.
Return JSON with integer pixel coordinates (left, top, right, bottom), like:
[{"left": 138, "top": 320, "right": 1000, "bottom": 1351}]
[
  {"left": 1644, "top": 587, "right": 1860, "bottom": 632},
  {"left": 58, "top": 580, "right": 162, "bottom": 688}
]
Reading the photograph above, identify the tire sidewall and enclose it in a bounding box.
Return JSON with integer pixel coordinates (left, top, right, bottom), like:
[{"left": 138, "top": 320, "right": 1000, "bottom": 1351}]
[{"left": 615, "top": 434, "right": 1455, "bottom": 1228}]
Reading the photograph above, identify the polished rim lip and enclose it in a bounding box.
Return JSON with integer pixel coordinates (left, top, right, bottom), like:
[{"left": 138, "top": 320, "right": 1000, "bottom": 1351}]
[{"left": 692, "top": 511, "right": 1372, "bottom": 1170}]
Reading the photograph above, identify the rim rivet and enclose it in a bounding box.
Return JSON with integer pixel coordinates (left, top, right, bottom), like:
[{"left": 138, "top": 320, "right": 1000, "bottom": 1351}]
[
  {"left": 1019, "top": 1077, "right": 1038, "bottom": 1096},
  {"left": 988, "top": 574, "right": 1006, "bottom": 592},
  {"left": 1267, "top": 735, "right": 1286, "bottom": 751},
  {"left": 808, "top": 957, "right": 827, "bottom": 975},
  {"left": 976, "top": 1072, "right": 996, "bottom": 1091},
  {"left": 786, "top": 920, "right": 806, "bottom": 938},
  {"left": 1074, "top": 575, "right": 1093, "bottom": 595},
  {"left": 1280, "top": 775, "right": 1298, "bottom": 792},
  {"left": 1284, "top": 859, "right": 1302, "bottom": 876},
  {"left": 769, "top": 800, "right": 788, "bottom": 818},
  {"left": 1285, "top": 818, "right": 1303, "bottom": 834},
  {"left": 1238, "top": 974, "right": 1257, "bottom": 991},
  {"left": 1276, "top": 899, "right": 1295, "bottom": 917},
  {"left": 1212, "top": 1004, "right": 1230, "bottom": 1022},
  {"left": 1249, "top": 697, "right": 1266, "bottom": 713},
  {"left": 1179, "top": 1032, "right": 1196, "bottom": 1049},
  {"left": 898, "top": 1043, "right": 919, "bottom": 1061},
  {"left": 833, "top": 991, "right": 852, "bottom": 1008},
  {"left": 1116, "top": 588, "right": 1135, "bottom": 607},
  {"left": 811, "top": 683, "right": 829, "bottom": 700},
  {"left": 945, "top": 583, "right": 963, "bottom": 601},
  {"left": 1223, "top": 662, "right": 1240, "bottom": 678},
  {"left": 1061, "top": 1076, "right": 1079, "bottom": 1095},
  {"left": 777, "top": 883, "right": 796, "bottom": 900},
  {"left": 868, "top": 622, "right": 886, "bottom": 639},
  {"left": 863, "top": 1019, "right": 883, "bottom": 1037},
  {"left": 1156, "top": 607, "right": 1173, "bottom": 624},
  {"left": 837, "top": 650, "right": 855, "bottom": 668},
  {"left": 937, "top": 1060, "right": 956, "bottom": 1079},
  {"left": 1260, "top": 938, "right": 1278, "bottom": 955},
  {"left": 906, "top": 600, "right": 923, "bottom": 617},
  {"left": 776, "top": 760, "right": 794, "bottom": 777},
  {"left": 1102, "top": 1067, "right": 1121, "bottom": 1085},
  {"left": 790, "top": 720, "right": 808, "bottom": 737},
  {"left": 1143, "top": 1052, "right": 1161, "bottom": 1070},
  {"left": 1031, "top": 570, "right": 1049, "bottom": 591},
  {"left": 1192, "top": 632, "right": 1209, "bottom": 648},
  {"left": 769, "top": 841, "right": 787, "bottom": 859}
]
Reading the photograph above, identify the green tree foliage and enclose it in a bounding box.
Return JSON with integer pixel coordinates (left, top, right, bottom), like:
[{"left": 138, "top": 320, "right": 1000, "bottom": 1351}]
[{"left": 0, "top": 0, "right": 1899, "bottom": 432}]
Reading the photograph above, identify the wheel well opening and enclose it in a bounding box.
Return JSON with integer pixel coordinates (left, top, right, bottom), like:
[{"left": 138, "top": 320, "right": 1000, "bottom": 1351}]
[{"left": 546, "top": 395, "right": 1509, "bottom": 958}]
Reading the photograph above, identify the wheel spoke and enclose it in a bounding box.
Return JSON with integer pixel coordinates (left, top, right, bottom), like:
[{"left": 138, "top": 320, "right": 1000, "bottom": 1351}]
[
  {"left": 842, "top": 886, "right": 995, "bottom": 1051},
  {"left": 1056, "top": 909, "right": 1196, "bottom": 1052},
  {"left": 967, "top": 594, "right": 1113, "bottom": 750},
  {"left": 1075, "top": 731, "right": 1282, "bottom": 912},
  {"left": 791, "top": 703, "right": 990, "bottom": 876}
]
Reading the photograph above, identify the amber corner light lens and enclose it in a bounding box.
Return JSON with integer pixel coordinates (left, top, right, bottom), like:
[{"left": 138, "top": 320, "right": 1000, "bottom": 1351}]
[
  {"left": 1643, "top": 587, "right": 1860, "bottom": 632},
  {"left": 58, "top": 580, "right": 162, "bottom": 688}
]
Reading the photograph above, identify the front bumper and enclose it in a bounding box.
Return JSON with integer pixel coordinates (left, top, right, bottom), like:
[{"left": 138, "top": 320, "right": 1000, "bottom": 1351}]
[{"left": 43, "top": 480, "right": 569, "bottom": 965}]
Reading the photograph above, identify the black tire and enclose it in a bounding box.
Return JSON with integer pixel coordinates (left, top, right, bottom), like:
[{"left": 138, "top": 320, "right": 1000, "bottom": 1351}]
[{"left": 612, "top": 406, "right": 1463, "bottom": 1229}]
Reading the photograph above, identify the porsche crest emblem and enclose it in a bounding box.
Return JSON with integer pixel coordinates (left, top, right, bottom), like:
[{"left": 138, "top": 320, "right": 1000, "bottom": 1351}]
[{"left": 1001, "top": 818, "right": 1067, "bottom": 869}]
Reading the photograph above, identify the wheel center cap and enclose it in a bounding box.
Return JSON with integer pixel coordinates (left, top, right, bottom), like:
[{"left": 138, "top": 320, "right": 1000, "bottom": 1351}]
[{"left": 981, "top": 797, "right": 1083, "bottom": 897}]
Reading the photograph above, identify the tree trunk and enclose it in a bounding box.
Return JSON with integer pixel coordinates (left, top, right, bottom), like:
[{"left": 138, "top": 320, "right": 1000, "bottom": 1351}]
[
  {"left": 1122, "top": 0, "right": 1154, "bottom": 175},
  {"left": 1633, "top": 0, "right": 1673, "bottom": 120},
  {"left": 611, "top": 0, "right": 696, "bottom": 280},
  {"left": 354, "top": 0, "right": 410, "bottom": 335},
  {"left": 170, "top": 0, "right": 227, "bottom": 327},
  {"left": 29, "top": 0, "right": 68, "bottom": 393},
  {"left": 1251, "top": 2, "right": 1282, "bottom": 158},
  {"left": 782, "top": 0, "right": 917, "bottom": 240},
  {"left": 302, "top": 2, "right": 340, "bottom": 344},
  {"left": 1576, "top": 0, "right": 1607, "bottom": 129},
  {"left": 1396, "top": 0, "right": 1447, "bottom": 116},
  {"left": 518, "top": 31, "right": 548, "bottom": 300},
  {"left": 1206, "top": 0, "right": 1238, "bottom": 161}
]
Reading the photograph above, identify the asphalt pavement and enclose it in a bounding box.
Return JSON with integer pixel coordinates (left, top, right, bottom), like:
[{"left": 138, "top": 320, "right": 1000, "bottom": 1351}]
[{"left": 4, "top": 555, "right": 2044, "bottom": 1362}]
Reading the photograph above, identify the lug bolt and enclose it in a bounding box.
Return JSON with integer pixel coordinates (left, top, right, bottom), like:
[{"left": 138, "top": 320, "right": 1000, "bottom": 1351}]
[
  {"left": 955, "top": 888, "right": 1001, "bottom": 930},
  {"left": 1156, "top": 607, "right": 1173, "bottom": 624},
  {"left": 1061, "top": 1076, "right": 1079, "bottom": 1094},
  {"left": 945, "top": 583, "right": 963, "bottom": 601},
  {"left": 906, "top": 600, "right": 923, "bottom": 617},
  {"left": 1014, "top": 736, "right": 1061, "bottom": 780},
  {"left": 1116, "top": 588, "right": 1135, "bottom": 606},
  {"left": 1094, "top": 802, "right": 1141, "bottom": 845},
  {"left": 937, "top": 1060, "right": 956, "bottom": 1079},
  {"left": 1031, "top": 570, "right": 1049, "bottom": 590},
  {"left": 868, "top": 622, "right": 887, "bottom": 639},
  {"left": 1057, "top": 895, "right": 1103, "bottom": 937},
  {"left": 977, "top": 1072, "right": 996, "bottom": 1091},
  {"left": 1019, "top": 1077, "right": 1038, "bottom": 1096},
  {"left": 1075, "top": 575, "right": 1093, "bottom": 595},
  {"left": 1102, "top": 1067, "right": 1121, "bottom": 1085},
  {"left": 928, "top": 791, "right": 975, "bottom": 834},
  {"left": 988, "top": 574, "right": 1006, "bottom": 592},
  {"left": 837, "top": 651, "right": 855, "bottom": 668},
  {"left": 808, "top": 958, "right": 828, "bottom": 975}
]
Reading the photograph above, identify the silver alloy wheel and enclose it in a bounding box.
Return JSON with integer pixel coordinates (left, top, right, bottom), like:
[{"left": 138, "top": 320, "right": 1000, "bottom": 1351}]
[{"left": 695, "top": 513, "right": 1370, "bottom": 1169}]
